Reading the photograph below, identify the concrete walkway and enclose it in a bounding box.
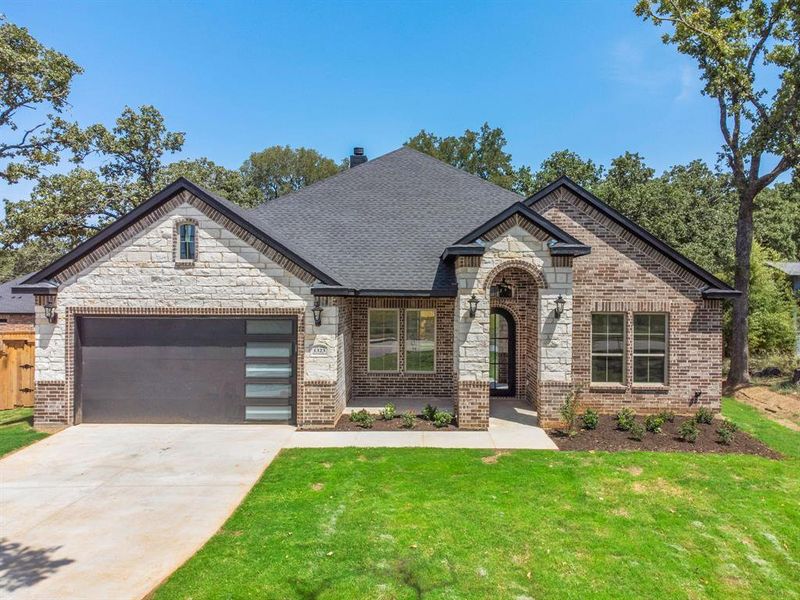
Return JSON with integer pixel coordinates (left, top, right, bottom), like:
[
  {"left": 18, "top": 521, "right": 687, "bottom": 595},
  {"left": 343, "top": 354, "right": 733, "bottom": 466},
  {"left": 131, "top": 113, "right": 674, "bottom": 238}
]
[
  {"left": 0, "top": 424, "right": 294, "bottom": 600},
  {"left": 287, "top": 399, "right": 558, "bottom": 450}
]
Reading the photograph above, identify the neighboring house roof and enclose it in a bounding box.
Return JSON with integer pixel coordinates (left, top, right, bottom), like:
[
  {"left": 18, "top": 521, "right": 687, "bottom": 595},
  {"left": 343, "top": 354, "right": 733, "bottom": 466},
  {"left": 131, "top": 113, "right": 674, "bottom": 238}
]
[
  {"left": 767, "top": 261, "right": 800, "bottom": 277},
  {"left": 0, "top": 274, "right": 35, "bottom": 314},
  {"left": 526, "top": 176, "right": 739, "bottom": 298},
  {"left": 17, "top": 147, "right": 738, "bottom": 299}
]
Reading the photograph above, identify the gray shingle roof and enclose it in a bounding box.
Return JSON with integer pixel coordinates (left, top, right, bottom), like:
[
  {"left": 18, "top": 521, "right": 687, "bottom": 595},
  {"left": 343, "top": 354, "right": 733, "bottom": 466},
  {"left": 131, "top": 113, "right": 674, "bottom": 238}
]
[
  {"left": 767, "top": 261, "right": 800, "bottom": 277},
  {"left": 0, "top": 274, "right": 35, "bottom": 314},
  {"left": 247, "top": 147, "right": 523, "bottom": 293}
]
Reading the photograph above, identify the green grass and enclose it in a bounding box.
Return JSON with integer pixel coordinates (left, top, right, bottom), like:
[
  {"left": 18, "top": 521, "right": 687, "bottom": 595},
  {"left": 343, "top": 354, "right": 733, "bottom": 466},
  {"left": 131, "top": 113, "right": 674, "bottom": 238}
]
[
  {"left": 722, "top": 397, "right": 800, "bottom": 458},
  {"left": 0, "top": 408, "right": 48, "bottom": 457},
  {"left": 156, "top": 403, "right": 800, "bottom": 600}
]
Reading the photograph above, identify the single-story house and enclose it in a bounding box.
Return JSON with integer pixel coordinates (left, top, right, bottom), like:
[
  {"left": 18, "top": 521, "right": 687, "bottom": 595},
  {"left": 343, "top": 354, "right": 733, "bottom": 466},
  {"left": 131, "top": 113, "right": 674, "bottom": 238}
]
[
  {"left": 14, "top": 147, "right": 738, "bottom": 429},
  {"left": 766, "top": 261, "right": 800, "bottom": 356}
]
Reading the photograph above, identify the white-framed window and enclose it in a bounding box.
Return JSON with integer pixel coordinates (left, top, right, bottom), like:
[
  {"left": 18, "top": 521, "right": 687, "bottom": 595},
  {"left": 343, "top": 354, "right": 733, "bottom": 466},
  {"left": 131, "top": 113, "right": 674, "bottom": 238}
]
[
  {"left": 633, "top": 313, "right": 668, "bottom": 384},
  {"left": 176, "top": 222, "right": 197, "bottom": 262},
  {"left": 405, "top": 308, "right": 436, "bottom": 372},
  {"left": 591, "top": 313, "right": 626, "bottom": 384},
  {"left": 368, "top": 309, "right": 399, "bottom": 372}
]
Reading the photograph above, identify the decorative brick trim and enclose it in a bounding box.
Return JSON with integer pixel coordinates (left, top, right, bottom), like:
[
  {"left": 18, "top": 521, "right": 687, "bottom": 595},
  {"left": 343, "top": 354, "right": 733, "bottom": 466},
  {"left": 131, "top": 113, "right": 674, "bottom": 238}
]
[
  {"left": 551, "top": 256, "right": 573, "bottom": 268},
  {"left": 172, "top": 217, "right": 199, "bottom": 266},
  {"left": 456, "top": 256, "right": 482, "bottom": 269},
  {"left": 481, "top": 259, "right": 548, "bottom": 291},
  {"left": 454, "top": 381, "right": 489, "bottom": 430},
  {"left": 591, "top": 300, "right": 673, "bottom": 312},
  {"left": 481, "top": 214, "right": 552, "bottom": 243},
  {"left": 34, "top": 381, "right": 68, "bottom": 428},
  {"left": 52, "top": 191, "right": 318, "bottom": 285},
  {"left": 58, "top": 306, "right": 306, "bottom": 426}
]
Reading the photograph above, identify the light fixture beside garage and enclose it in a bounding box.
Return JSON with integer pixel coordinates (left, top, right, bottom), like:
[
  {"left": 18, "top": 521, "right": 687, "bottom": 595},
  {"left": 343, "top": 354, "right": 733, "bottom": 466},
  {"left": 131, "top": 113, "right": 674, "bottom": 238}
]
[
  {"left": 43, "top": 297, "right": 57, "bottom": 323},
  {"left": 554, "top": 295, "right": 566, "bottom": 319},
  {"left": 468, "top": 294, "right": 479, "bottom": 318},
  {"left": 312, "top": 300, "right": 323, "bottom": 327}
]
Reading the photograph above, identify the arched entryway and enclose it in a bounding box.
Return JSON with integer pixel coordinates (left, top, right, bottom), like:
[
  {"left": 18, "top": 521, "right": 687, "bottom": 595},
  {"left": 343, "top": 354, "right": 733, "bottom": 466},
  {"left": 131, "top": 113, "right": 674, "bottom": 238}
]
[{"left": 489, "top": 308, "right": 515, "bottom": 396}]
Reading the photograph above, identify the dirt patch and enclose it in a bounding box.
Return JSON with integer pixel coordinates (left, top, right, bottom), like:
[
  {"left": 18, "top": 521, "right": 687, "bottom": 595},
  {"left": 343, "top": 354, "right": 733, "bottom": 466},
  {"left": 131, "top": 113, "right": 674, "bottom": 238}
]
[
  {"left": 548, "top": 415, "right": 781, "bottom": 459},
  {"left": 481, "top": 451, "right": 510, "bottom": 464},
  {"left": 308, "top": 413, "right": 458, "bottom": 431},
  {"left": 311, "top": 482, "right": 324, "bottom": 491},
  {"left": 622, "top": 466, "right": 643, "bottom": 476},
  {"left": 735, "top": 386, "right": 800, "bottom": 431}
]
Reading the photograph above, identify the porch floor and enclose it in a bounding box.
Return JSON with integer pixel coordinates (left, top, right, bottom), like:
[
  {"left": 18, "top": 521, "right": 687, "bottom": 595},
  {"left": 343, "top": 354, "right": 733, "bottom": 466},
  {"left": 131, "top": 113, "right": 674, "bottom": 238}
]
[{"left": 288, "top": 398, "right": 557, "bottom": 450}]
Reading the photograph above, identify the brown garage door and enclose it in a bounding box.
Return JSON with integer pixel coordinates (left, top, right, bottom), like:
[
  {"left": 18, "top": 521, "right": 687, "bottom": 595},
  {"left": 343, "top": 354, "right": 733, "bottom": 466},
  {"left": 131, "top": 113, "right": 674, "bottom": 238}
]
[{"left": 76, "top": 317, "right": 296, "bottom": 424}]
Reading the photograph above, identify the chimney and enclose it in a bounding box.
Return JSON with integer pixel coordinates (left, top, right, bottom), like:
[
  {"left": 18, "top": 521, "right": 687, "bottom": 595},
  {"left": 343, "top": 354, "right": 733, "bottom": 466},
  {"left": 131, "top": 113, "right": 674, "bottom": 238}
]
[{"left": 349, "top": 147, "right": 367, "bottom": 168}]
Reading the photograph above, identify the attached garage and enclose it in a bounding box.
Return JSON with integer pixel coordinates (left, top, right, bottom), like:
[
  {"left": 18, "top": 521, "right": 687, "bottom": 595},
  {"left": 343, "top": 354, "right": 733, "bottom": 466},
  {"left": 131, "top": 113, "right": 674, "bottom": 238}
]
[{"left": 75, "top": 317, "right": 297, "bottom": 424}]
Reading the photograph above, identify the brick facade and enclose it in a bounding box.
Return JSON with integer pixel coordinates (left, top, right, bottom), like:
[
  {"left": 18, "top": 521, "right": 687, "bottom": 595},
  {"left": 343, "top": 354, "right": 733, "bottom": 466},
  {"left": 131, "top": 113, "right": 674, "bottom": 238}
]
[
  {"left": 0, "top": 313, "right": 34, "bottom": 326},
  {"left": 350, "top": 297, "right": 455, "bottom": 400},
  {"left": 454, "top": 380, "right": 489, "bottom": 430}
]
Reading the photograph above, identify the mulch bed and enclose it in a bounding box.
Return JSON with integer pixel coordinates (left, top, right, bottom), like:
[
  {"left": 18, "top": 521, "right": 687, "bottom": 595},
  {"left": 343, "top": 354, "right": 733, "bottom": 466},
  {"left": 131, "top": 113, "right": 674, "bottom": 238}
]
[
  {"left": 314, "top": 413, "right": 459, "bottom": 431},
  {"left": 548, "top": 415, "right": 781, "bottom": 459}
]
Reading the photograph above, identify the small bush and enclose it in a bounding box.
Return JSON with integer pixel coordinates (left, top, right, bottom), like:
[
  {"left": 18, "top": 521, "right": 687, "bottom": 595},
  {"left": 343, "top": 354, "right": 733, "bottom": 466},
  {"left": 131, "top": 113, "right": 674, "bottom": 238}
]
[
  {"left": 401, "top": 411, "right": 415, "bottom": 429},
  {"left": 629, "top": 421, "right": 645, "bottom": 441},
  {"left": 433, "top": 410, "right": 454, "bottom": 428},
  {"left": 582, "top": 409, "right": 599, "bottom": 430},
  {"left": 695, "top": 407, "right": 714, "bottom": 425},
  {"left": 717, "top": 420, "right": 738, "bottom": 445},
  {"left": 678, "top": 419, "right": 699, "bottom": 443},
  {"left": 421, "top": 404, "right": 438, "bottom": 421},
  {"left": 645, "top": 415, "right": 665, "bottom": 433},
  {"left": 657, "top": 410, "right": 676, "bottom": 423},
  {"left": 349, "top": 409, "right": 375, "bottom": 429},
  {"left": 380, "top": 403, "right": 396, "bottom": 420},
  {"left": 616, "top": 408, "right": 636, "bottom": 431},
  {"left": 560, "top": 390, "right": 579, "bottom": 436}
]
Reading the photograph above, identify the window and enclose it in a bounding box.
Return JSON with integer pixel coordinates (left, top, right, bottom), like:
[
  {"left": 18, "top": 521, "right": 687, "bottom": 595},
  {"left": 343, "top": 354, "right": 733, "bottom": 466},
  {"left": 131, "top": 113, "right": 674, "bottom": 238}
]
[
  {"left": 406, "top": 309, "right": 436, "bottom": 372},
  {"left": 634, "top": 314, "right": 667, "bottom": 384},
  {"left": 368, "top": 309, "right": 399, "bottom": 371},
  {"left": 178, "top": 223, "right": 196, "bottom": 261},
  {"left": 591, "top": 313, "right": 625, "bottom": 384}
]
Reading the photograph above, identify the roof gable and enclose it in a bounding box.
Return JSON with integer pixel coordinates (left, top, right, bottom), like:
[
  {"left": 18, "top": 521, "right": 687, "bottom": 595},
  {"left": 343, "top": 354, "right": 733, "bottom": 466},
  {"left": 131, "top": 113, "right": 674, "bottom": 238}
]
[
  {"left": 17, "top": 178, "right": 339, "bottom": 290},
  {"left": 526, "top": 176, "right": 738, "bottom": 298}
]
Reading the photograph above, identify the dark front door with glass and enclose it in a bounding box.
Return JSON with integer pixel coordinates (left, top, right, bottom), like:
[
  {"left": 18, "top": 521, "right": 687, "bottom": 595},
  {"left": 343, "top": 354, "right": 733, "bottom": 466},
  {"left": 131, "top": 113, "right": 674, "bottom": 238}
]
[
  {"left": 76, "top": 316, "right": 297, "bottom": 424},
  {"left": 489, "top": 308, "right": 515, "bottom": 396}
]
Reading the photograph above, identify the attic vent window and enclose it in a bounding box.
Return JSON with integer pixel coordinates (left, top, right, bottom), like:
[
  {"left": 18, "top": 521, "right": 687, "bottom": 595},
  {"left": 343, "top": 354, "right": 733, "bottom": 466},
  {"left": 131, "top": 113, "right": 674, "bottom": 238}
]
[{"left": 175, "top": 220, "right": 198, "bottom": 264}]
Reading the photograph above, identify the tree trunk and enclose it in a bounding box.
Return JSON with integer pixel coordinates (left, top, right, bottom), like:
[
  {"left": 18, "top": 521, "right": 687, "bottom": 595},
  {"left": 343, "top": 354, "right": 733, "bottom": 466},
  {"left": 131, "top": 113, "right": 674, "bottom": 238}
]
[{"left": 725, "top": 190, "right": 755, "bottom": 389}]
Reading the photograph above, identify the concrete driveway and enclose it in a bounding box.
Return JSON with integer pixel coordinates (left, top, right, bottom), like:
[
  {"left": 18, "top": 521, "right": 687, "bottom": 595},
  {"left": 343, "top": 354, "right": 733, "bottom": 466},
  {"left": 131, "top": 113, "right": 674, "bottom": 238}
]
[{"left": 0, "top": 424, "right": 294, "bottom": 600}]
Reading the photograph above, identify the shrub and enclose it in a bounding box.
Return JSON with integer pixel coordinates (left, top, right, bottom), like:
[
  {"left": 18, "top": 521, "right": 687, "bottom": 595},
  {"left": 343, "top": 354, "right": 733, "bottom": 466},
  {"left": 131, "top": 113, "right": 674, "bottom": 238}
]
[
  {"left": 421, "top": 404, "right": 438, "bottom": 421},
  {"left": 616, "top": 408, "right": 636, "bottom": 431},
  {"left": 349, "top": 409, "right": 375, "bottom": 429},
  {"left": 582, "top": 409, "right": 599, "bottom": 430},
  {"left": 380, "top": 403, "right": 396, "bottom": 420},
  {"left": 694, "top": 407, "right": 714, "bottom": 425},
  {"left": 657, "top": 410, "right": 676, "bottom": 423},
  {"left": 433, "top": 410, "right": 454, "bottom": 428},
  {"left": 629, "top": 421, "right": 645, "bottom": 441},
  {"left": 401, "top": 411, "right": 415, "bottom": 429},
  {"left": 560, "top": 389, "right": 579, "bottom": 436},
  {"left": 717, "top": 420, "right": 738, "bottom": 445},
  {"left": 678, "top": 419, "right": 699, "bottom": 443},
  {"left": 645, "top": 415, "right": 665, "bottom": 433}
]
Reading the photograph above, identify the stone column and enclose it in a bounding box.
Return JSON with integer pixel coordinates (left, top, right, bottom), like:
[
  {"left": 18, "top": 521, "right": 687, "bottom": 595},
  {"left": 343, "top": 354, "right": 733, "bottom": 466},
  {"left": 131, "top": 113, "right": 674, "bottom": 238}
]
[{"left": 538, "top": 265, "right": 574, "bottom": 427}]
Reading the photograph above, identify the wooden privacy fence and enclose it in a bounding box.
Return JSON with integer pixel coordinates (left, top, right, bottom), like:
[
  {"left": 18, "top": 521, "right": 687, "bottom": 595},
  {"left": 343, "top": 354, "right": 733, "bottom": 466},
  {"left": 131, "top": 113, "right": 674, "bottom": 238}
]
[{"left": 0, "top": 328, "right": 35, "bottom": 410}]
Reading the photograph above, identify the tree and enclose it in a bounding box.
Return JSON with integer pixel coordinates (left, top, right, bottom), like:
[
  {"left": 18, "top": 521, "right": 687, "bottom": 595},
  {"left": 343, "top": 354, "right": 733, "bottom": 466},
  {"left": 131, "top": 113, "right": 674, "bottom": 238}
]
[
  {"left": 529, "top": 149, "right": 605, "bottom": 191},
  {"left": 636, "top": 0, "right": 800, "bottom": 387},
  {"left": 240, "top": 145, "right": 342, "bottom": 201},
  {"left": 406, "top": 122, "right": 532, "bottom": 193},
  {"left": 157, "top": 158, "right": 261, "bottom": 208},
  {"left": 1, "top": 105, "right": 185, "bottom": 252},
  {"left": 0, "top": 16, "right": 83, "bottom": 183},
  {"left": 754, "top": 181, "right": 800, "bottom": 259}
]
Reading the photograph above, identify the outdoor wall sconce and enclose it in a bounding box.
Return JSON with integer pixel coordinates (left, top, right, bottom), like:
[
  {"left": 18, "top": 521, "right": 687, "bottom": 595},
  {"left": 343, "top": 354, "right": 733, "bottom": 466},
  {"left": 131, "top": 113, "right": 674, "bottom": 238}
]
[
  {"left": 43, "top": 298, "right": 57, "bottom": 323},
  {"left": 554, "top": 295, "right": 566, "bottom": 319},
  {"left": 312, "top": 300, "right": 323, "bottom": 327},
  {"left": 468, "top": 294, "right": 479, "bottom": 318}
]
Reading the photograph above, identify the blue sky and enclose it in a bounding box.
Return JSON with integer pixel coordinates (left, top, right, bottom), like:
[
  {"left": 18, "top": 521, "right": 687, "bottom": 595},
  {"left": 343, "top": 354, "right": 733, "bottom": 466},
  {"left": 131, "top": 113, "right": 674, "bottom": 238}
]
[{"left": 3, "top": 0, "right": 724, "bottom": 206}]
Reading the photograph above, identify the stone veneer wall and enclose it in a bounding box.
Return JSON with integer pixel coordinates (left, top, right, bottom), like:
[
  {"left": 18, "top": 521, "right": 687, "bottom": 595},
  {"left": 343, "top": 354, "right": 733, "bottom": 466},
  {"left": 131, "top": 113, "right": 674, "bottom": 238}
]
[
  {"left": 33, "top": 194, "right": 344, "bottom": 428},
  {"left": 534, "top": 187, "right": 724, "bottom": 424},
  {"left": 453, "top": 224, "right": 574, "bottom": 429},
  {"left": 350, "top": 297, "right": 455, "bottom": 400}
]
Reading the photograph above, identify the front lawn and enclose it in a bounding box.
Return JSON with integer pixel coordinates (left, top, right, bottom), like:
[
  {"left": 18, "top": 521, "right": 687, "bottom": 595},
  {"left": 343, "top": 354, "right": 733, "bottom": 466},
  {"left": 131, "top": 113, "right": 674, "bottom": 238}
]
[
  {"left": 155, "top": 402, "right": 800, "bottom": 600},
  {"left": 0, "top": 407, "right": 48, "bottom": 457}
]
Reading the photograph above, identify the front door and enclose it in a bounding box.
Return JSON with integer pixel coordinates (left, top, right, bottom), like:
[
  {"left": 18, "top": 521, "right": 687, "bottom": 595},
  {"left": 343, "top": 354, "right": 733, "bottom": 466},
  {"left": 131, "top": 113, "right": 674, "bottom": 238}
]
[{"left": 489, "top": 308, "right": 515, "bottom": 396}]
